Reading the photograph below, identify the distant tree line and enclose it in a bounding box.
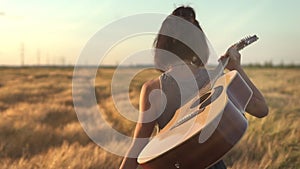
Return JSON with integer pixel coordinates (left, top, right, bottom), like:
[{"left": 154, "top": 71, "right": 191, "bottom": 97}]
[{"left": 245, "top": 60, "right": 299, "bottom": 68}]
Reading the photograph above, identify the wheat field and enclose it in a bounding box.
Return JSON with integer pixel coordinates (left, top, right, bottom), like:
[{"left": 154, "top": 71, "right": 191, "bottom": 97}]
[{"left": 0, "top": 67, "right": 299, "bottom": 169}]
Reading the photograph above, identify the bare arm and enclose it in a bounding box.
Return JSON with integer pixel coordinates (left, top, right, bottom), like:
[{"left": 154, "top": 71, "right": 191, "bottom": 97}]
[
  {"left": 220, "top": 45, "right": 269, "bottom": 118},
  {"left": 119, "top": 80, "right": 160, "bottom": 169}
]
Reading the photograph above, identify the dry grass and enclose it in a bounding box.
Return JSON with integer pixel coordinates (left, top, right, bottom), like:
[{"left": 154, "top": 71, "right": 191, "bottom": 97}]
[{"left": 0, "top": 67, "right": 299, "bottom": 169}]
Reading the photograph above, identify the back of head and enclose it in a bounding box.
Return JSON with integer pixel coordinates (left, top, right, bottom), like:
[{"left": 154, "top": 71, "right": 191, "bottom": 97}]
[{"left": 154, "top": 6, "right": 209, "bottom": 72}]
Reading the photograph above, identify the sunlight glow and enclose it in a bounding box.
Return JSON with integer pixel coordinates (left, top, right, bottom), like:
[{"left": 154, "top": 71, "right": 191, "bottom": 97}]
[{"left": 0, "top": 0, "right": 299, "bottom": 66}]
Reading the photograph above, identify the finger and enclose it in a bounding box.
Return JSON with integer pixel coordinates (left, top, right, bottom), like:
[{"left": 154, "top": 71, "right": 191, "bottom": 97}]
[
  {"left": 230, "top": 45, "right": 238, "bottom": 51},
  {"left": 218, "top": 55, "right": 227, "bottom": 61}
]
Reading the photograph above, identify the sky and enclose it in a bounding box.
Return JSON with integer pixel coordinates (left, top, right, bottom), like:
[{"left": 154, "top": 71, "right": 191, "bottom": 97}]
[{"left": 0, "top": 0, "right": 299, "bottom": 66}]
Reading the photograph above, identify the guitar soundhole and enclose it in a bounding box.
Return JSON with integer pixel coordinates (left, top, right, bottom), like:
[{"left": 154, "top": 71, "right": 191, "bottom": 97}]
[
  {"left": 200, "top": 86, "right": 223, "bottom": 109},
  {"left": 171, "top": 86, "right": 223, "bottom": 130},
  {"left": 190, "top": 86, "right": 223, "bottom": 109},
  {"left": 190, "top": 92, "right": 211, "bottom": 109}
]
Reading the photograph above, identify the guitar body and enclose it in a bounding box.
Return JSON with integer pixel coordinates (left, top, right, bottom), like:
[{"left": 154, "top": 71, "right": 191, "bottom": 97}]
[{"left": 138, "top": 70, "right": 253, "bottom": 169}]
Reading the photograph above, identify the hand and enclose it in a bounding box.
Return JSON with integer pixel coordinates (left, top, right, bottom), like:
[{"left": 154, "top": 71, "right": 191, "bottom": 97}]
[{"left": 219, "top": 44, "right": 241, "bottom": 70}]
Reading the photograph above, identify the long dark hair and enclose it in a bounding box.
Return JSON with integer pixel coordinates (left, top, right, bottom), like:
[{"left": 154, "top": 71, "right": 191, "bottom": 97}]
[{"left": 154, "top": 6, "right": 209, "bottom": 72}]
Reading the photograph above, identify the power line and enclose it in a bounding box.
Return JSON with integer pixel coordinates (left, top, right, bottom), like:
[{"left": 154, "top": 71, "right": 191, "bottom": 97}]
[{"left": 20, "top": 42, "right": 25, "bottom": 66}]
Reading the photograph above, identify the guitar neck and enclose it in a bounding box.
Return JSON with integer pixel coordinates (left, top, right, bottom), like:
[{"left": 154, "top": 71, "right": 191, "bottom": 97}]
[
  {"left": 220, "top": 35, "right": 259, "bottom": 67},
  {"left": 207, "top": 35, "right": 259, "bottom": 87}
]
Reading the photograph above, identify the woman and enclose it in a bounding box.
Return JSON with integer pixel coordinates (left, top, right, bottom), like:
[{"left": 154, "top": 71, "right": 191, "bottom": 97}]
[{"left": 119, "top": 6, "right": 268, "bottom": 169}]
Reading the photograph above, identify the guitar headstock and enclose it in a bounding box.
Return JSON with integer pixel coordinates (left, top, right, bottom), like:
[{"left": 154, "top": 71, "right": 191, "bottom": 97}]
[{"left": 236, "top": 35, "right": 259, "bottom": 51}]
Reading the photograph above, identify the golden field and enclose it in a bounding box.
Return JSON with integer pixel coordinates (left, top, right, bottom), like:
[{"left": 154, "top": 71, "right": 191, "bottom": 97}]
[{"left": 0, "top": 67, "right": 299, "bottom": 169}]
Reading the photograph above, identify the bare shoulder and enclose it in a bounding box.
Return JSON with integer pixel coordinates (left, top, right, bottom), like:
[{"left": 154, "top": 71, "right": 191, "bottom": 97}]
[
  {"left": 141, "top": 77, "right": 161, "bottom": 93},
  {"left": 139, "top": 77, "right": 162, "bottom": 112},
  {"left": 139, "top": 77, "right": 162, "bottom": 121}
]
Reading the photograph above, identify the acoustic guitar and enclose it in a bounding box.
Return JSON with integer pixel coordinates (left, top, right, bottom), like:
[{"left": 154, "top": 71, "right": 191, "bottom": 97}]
[{"left": 137, "top": 35, "right": 259, "bottom": 169}]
